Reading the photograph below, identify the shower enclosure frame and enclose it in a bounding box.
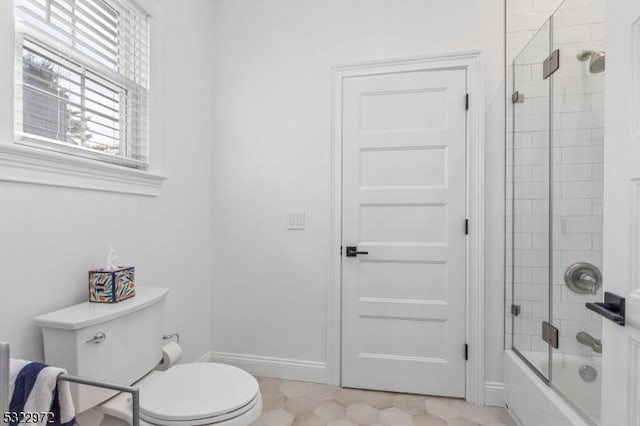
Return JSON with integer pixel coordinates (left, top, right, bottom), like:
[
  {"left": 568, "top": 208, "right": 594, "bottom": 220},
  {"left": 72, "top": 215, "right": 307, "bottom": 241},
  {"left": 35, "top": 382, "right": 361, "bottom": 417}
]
[{"left": 506, "top": 2, "right": 605, "bottom": 424}]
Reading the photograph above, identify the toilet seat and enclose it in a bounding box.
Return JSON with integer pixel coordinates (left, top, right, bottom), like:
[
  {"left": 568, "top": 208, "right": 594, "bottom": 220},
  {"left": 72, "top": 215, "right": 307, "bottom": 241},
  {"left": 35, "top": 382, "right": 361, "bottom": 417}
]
[{"left": 136, "top": 363, "right": 261, "bottom": 426}]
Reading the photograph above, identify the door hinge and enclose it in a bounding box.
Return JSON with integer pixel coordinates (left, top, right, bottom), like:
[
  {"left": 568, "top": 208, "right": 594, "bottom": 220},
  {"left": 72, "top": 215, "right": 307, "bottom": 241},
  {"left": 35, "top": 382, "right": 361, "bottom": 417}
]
[
  {"left": 465, "top": 93, "right": 469, "bottom": 110},
  {"left": 340, "top": 246, "right": 342, "bottom": 256},
  {"left": 543, "top": 49, "right": 560, "bottom": 79},
  {"left": 511, "top": 304, "right": 521, "bottom": 316},
  {"left": 464, "top": 343, "right": 468, "bottom": 361},
  {"left": 512, "top": 91, "right": 524, "bottom": 104},
  {"left": 465, "top": 219, "right": 469, "bottom": 235},
  {"left": 542, "top": 321, "right": 559, "bottom": 349}
]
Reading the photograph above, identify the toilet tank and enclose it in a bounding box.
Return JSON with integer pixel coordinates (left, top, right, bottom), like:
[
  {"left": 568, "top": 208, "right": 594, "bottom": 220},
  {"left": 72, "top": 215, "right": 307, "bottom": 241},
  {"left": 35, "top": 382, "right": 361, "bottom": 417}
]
[{"left": 34, "top": 287, "right": 169, "bottom": 413}]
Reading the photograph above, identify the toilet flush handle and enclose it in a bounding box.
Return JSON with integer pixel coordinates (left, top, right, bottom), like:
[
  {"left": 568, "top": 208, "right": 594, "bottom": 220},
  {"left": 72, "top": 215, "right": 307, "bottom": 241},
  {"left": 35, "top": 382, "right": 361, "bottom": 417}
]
[{"left": 86, "top": 332, "right": 106, "bottom": 344}]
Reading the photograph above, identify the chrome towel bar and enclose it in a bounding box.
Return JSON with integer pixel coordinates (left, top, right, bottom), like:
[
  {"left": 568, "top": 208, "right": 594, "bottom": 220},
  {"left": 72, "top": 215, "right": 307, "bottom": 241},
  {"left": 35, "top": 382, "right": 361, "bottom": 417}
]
[
  {"left": 57, "top": 374, "right": 140, "bottom": 426},
  {"left": 0, "top": 341, "right": 139, "bottom": 426}
]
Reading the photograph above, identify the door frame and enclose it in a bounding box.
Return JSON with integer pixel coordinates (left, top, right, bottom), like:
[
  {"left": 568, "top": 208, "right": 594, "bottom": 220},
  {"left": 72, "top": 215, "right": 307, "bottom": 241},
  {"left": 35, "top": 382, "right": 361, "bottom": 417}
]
[{"left": 327, "top": 51, "right": 486, "bottom": 404}]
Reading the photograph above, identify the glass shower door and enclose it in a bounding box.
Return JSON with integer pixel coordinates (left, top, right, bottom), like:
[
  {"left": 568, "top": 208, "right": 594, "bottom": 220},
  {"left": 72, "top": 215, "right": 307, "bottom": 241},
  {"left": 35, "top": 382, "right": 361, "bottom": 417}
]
[
  {"left": 510, "top": 18, "right": 552, "bottom": 380},
  {"left": 549, "top": 3, "right": 605, "bottom": 424}
]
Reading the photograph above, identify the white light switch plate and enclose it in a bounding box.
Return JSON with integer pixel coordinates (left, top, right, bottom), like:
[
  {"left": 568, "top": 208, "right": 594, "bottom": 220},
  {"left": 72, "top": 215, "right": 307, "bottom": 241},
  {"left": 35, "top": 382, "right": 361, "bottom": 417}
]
[{"left": 287, "top": 211, "right": 305, "bottom": 230}]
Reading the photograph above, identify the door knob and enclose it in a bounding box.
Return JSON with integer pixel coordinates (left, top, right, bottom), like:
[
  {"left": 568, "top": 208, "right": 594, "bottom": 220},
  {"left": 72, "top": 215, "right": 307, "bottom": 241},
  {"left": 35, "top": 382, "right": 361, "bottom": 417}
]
[{"left": 345, "top": 246, "right": 369, "bottom": 257}]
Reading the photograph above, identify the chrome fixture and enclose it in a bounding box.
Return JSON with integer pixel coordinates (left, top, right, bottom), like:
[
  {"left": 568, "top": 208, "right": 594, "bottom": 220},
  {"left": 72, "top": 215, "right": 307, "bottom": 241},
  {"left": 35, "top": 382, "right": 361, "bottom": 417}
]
[
  {"left": 163, "top": 332, "right": 180, "bottom": 343},
  {"left": 576, "top": 331, "right": 602, "bottom": 354},
  {"left": 579, "top": 365, "right": 598, "bottom": 383},
  {"left": 564, "top": 262, "right": 602, "bottom": 294},
  {"left": 86, "top": 332, "right": 106, "bottom": 344},
  {"left": 577, "top": 50, "right": 605, "bottom": 73},
  {"left": 58, "top": 374, "right": 140, "bottom": 426}
]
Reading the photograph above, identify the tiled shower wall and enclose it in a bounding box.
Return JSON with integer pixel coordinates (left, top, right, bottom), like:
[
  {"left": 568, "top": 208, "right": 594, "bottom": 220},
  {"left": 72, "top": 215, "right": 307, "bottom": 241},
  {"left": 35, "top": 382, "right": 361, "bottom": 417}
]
[{"left": 506, "top": 0, "right": 605, "bottom": 357}]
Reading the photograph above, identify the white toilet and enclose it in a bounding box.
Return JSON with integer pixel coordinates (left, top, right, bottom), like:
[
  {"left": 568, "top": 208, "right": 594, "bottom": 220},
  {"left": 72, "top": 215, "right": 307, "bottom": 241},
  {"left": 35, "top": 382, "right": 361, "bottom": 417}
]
[{"left": 34, "top": 287, "right": 262, "bottom": 426}]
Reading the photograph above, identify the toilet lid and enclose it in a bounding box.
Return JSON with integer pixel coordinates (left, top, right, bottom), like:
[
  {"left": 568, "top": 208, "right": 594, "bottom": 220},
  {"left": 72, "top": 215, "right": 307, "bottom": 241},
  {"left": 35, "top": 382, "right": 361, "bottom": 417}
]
[{"left": 138, "top": 363, "right": 259, "bottom": 423}]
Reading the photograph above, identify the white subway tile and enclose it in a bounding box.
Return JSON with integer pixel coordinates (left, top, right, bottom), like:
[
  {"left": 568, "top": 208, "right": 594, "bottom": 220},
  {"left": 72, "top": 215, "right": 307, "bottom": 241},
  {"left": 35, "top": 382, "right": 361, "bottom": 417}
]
[
  {"left": 561, "top": 250, "right": 603, "bottom": 266},
  {"left": 515, "top": 249, "right": 550, "bottom": 267},
  {"left": 592, "top": 232, "right": 603, "bottom": 250},
  {"left": 555, "top": 76, "right": 605, "bottom": 95},
  {"left": 553, "top": 94, "right": 592, "bottom": 113},
  {"left": 515, "top": 199, "right": 534, "bottom": 215},
  {"left": 554, "top": 199, "right": 592, "bottom": 216},
  {"left": 561, "top": 216, "right": 603, "bottom": 233},
  {"left": 532, "top": 200, "right": 550, "bottom": 215},
  {"left": 562, "top": 181, "right": 603, "bottom": 198},
  {"left": 553, "top": 301, "right": 593, "bottom": 320},
  {"left": 532, "top": 233, "right": 550, "bottom": 250},
  {"left": 591, "top": 198, "right": 603, "bottom": 215},
  {"left": 590, "top": 22, "right": 605, "bottom": 41},
  {"left": 560, "top": 0, "right": 591, "bottom": 8},
  {"left": 532, "top": 301, "right": 549, "bottom": 318},
  {"left": 532, "top": 165, "right": 550, "bottom": 181},
  {"left": 553, "top": 163, "right": 592, "bottom": 181},
  {"left": 560, "top": 146, "right": 604, "bottom": 164},
  {"left": 515, "top": 181, "right": 550, "bottom": 199},
  {"left": 514, "top": 233, "right": 533, "bottom": 249},
  {"left": 554, "top": 233, "right": 592, "bottom": 250},
  {"left": 553, "top": 129, "right": 592, "bottom": 147},
  {"left": 533, "top": 0, "right": 563, "bottom": 12},
  {"left": 515, "top": 267, "right": 534, "bottom": 284},
  {"left": 518, "top": 283, "right": 550, "bottom": 301},
  {"left": 532, "top": 266, "right": 550, "bottom": 283},
  {"left": 558, "top": 111, "right": 605, "bottom": 129},
  {"left": 560, "top": 5, "right": 605, "bottom": 26}
]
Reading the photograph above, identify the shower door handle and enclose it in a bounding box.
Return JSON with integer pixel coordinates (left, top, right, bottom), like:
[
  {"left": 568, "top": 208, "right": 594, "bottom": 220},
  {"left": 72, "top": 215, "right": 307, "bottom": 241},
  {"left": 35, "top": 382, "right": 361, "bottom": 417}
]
[{"left": 586, "top": 292, "right": 625, "bottom": 326}]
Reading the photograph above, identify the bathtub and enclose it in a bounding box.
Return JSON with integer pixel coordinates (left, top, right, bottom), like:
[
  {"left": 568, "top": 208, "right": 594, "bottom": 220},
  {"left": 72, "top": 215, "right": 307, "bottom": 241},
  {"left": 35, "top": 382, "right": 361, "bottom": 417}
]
[{"left": 504, "top": 350, "right": 599, "bottom": 426}]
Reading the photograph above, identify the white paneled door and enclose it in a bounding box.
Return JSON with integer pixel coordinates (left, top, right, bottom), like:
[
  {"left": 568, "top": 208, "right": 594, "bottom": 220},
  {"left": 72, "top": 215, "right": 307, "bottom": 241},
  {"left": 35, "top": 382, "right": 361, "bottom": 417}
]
[
  {"left": 601, "top": 1, "right": 640, "bottom": 425},
  {"left": 341, "top": 68, "right": 468, "bottom": 397}
]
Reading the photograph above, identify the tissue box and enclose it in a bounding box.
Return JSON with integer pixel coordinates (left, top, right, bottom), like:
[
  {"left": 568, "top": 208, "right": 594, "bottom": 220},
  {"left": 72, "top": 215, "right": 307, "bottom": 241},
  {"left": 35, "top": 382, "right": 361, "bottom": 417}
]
[{"left": 89, "top": 267, "right": 135, "bottom": 303}]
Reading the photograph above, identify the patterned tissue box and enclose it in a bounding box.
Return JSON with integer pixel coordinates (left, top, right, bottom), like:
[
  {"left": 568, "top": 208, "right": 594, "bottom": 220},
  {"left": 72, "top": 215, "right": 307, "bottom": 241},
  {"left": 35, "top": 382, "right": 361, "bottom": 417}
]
[{"left": 89, "top": 267, "right": 135, "bottom": 303}]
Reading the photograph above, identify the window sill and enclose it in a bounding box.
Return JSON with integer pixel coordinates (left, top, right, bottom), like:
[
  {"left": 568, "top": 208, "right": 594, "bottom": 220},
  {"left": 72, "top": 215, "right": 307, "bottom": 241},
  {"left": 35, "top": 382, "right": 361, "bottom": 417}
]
[{"left": 0, "top": 142, "right": 167, "bottom": 196}]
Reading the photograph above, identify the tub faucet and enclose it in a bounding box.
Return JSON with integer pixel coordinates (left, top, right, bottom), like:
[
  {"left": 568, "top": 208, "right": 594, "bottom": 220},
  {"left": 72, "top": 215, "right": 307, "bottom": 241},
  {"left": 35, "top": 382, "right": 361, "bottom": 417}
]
[{"left": 576, "top": 331, "right": 602, "bottom": 354}]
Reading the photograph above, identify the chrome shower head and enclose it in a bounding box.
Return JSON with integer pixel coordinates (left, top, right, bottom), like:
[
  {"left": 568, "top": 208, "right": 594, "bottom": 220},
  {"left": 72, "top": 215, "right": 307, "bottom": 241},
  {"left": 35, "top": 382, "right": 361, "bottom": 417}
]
[{"left": 577, "top": 50, "right": 605, "bottom": 73}]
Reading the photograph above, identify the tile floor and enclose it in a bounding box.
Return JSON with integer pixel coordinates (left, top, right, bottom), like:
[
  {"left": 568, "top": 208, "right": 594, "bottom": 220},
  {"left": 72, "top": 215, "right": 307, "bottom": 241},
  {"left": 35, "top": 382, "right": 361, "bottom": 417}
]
[{"left": 252, "top": 377, "right": 516, "bottom": 426}]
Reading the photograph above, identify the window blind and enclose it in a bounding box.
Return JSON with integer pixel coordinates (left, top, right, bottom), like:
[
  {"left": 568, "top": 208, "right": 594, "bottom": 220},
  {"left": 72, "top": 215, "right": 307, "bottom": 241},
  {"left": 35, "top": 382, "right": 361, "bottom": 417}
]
[{"left": 14, "top": 0, "right": 150, "bottom": 168}]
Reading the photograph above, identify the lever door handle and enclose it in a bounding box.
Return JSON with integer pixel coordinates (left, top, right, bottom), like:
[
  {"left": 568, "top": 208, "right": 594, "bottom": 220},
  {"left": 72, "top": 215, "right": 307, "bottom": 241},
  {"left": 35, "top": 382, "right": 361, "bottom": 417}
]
[
  {"left": 586, "top": 292, "right": 625, "bottom": 326},
  {"left": 345, "top": 246, "right": 369, "bottom": 257}
]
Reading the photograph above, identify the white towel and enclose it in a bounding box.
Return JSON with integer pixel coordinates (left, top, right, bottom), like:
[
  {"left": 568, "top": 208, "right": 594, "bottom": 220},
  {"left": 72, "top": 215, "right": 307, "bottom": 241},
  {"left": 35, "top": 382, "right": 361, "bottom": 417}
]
[{"left": 8, "top": 359, "right": 77, "bottom": 426}]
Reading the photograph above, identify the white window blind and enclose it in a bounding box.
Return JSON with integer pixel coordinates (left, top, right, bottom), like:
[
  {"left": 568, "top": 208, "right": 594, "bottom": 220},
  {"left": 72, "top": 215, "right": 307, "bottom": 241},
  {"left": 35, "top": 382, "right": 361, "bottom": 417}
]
[{"left": 13, "top": 0, "right": 150, "bottom": 168}]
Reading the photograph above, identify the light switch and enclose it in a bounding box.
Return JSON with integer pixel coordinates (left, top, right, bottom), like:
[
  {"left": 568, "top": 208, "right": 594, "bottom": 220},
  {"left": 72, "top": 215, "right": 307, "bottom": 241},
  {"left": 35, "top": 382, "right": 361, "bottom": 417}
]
[{"left": 287, "top": 211, "right": 305, "bottom": 230}]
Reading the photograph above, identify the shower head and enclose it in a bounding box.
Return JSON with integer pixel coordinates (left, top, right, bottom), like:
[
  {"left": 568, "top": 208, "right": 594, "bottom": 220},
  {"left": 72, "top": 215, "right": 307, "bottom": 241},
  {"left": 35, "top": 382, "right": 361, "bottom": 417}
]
[{"left": 576, "top": 50, "right": 605, "bottom": 73}]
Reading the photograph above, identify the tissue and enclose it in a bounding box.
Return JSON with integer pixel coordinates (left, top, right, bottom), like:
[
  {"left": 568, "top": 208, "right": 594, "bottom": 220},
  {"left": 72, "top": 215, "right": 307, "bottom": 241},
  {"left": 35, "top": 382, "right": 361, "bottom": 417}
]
[{"left": 105, "top": 245, "right": 118, "bottom": 270}]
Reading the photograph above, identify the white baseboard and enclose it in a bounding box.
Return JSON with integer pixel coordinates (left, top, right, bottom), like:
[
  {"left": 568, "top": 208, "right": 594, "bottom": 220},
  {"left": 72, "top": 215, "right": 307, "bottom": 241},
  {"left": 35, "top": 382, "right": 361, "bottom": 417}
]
[
  {"left": 484, "top": 381, "right": 506, "bottom": 407},
  {"left": 201, "top": 351, "right": 327, "bottom": 384},
  {"left": 196, "top": 352, "right": 213, "bottom": 362}
]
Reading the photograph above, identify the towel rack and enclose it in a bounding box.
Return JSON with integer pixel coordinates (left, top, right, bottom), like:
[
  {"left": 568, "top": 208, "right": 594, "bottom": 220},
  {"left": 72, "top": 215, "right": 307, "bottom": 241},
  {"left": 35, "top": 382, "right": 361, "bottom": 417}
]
[
  {"left": 57, "top": 374, "right": 140, "bottom": 426},
  {"left": 0, "top": 341, "right": 139, "bottom": 426}
]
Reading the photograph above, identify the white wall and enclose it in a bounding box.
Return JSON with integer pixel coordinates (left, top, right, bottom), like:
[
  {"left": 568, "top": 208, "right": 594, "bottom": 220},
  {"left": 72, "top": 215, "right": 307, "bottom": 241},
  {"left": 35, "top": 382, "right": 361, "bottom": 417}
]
[
  {"left": 0, "top": 0, "right": 510, "bottom": 404},
  {"left": 208, "top": 0, "right": 506, "bottom": 397},
  {"left": 0, "top": 0, "right": 215, "bottom": 364}
]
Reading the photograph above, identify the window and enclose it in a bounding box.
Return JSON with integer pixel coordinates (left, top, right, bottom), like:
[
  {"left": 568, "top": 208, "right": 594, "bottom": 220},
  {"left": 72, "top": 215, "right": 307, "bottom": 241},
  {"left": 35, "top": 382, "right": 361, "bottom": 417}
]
[{"left": 13, "top": 0, "right": 150, "bottom": 169}]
